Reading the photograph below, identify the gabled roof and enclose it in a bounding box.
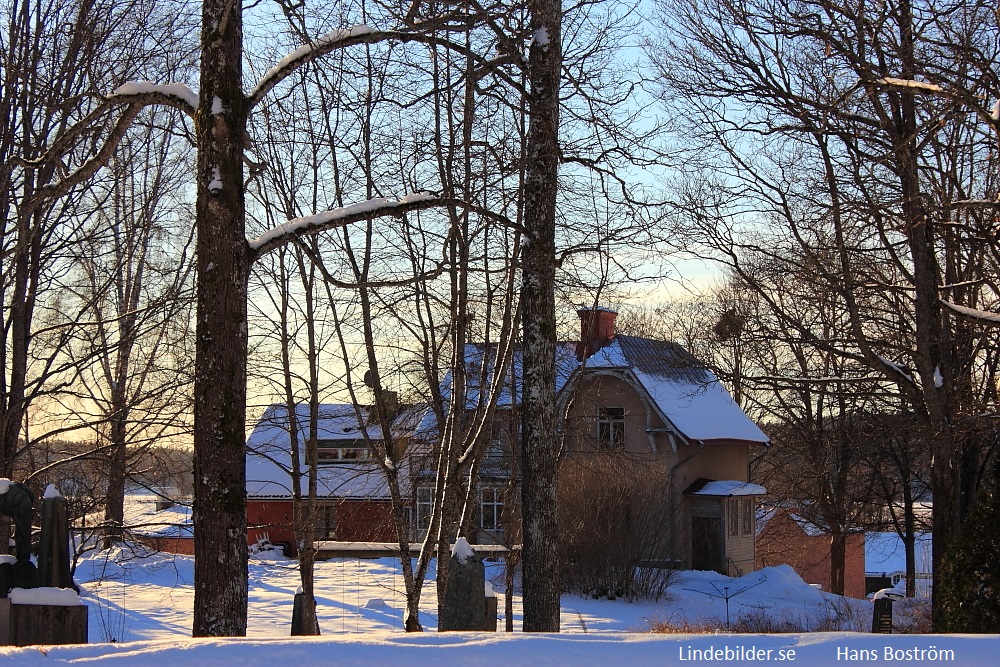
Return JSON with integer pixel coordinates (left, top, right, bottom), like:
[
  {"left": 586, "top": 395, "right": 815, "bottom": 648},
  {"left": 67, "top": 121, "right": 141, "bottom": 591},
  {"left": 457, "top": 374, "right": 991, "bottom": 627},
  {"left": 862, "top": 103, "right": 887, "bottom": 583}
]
[
  {"left": 417, "top": 332, "right": 769, "bottom": 447},
  {"left": 245, "top": 403, "right": 421, "bottom": 500},
  {"left": 611, "top": 335, "right": 768, "bottom": 445}
]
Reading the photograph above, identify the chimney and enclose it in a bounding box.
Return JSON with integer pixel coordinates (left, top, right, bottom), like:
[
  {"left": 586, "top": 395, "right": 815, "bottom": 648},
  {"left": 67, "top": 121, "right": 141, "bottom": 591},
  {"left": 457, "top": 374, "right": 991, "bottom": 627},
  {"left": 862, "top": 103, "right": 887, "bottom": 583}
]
[{"left": 576, "top": 306, "right": 617, "bottom": 360}]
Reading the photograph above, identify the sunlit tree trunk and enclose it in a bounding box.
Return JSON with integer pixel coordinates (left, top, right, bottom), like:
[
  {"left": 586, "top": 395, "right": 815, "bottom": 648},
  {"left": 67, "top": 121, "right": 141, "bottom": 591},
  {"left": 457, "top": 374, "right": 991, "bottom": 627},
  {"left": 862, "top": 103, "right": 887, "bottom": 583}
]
[
  {"left": 520, "top": 0, "right": 562, "bottom": 633},
  {"left": 192, "top": 0, "right": 249, "bottom": 637}
]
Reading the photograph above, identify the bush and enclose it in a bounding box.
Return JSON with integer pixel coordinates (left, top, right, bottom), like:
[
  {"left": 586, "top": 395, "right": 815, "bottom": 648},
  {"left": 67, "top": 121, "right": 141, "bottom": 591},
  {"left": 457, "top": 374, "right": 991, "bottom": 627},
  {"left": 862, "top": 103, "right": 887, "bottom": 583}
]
[{"left": 558, "top": 454, "right": 676, "bottom": 601}]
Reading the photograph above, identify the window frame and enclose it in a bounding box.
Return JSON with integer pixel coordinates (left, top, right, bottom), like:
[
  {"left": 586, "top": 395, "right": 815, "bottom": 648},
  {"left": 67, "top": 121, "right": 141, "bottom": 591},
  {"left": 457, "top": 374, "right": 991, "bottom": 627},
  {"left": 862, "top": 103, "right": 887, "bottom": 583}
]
[
  {"left": 313, "top": 503, "right": 337, "bottom": 540},
  {"left": 315, "top": 439, "right": 372, "bottom": 464},
  {"left": 480, "top": 486, "right": 504, "bottom": 532},
  {"left": 728, "top": 498, "right": 740, "bottom": 537},
  {"left": 415, "top": 486, "right": 433, "bottom": 532},
  {"left": 597, "top": 406, "right": 626, "bottom": 450}
]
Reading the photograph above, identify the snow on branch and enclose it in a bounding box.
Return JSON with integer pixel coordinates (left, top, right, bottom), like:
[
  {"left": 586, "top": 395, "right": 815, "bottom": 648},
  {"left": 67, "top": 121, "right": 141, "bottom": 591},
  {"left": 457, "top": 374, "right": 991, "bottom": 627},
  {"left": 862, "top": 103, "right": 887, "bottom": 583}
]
[
  {"left": 110, "top": 82, "right": 198, "bottom": 115},
  {"left": 248, "top": 25, "right": 526, "bottom": 108},
  {"left": 248, "top": 192, "right": 442, "bottom": 257},
  {"left": 874, "top": 353, "right": 913, "bottom": 382},
  {"left": 872, "top": 78, "right": 1000, "bottom": 128},
  {"left": 249, "top": 25, "right": 376, "bottom": 104},
  {"left": 33, "top": 103, "right": 145, "bottom": 206},
  {"left": 874, "top": 77, "right": 944, "bottom": 94},
  {"left": 941, "top": 300, "right": 1000, "bottom": 326}
]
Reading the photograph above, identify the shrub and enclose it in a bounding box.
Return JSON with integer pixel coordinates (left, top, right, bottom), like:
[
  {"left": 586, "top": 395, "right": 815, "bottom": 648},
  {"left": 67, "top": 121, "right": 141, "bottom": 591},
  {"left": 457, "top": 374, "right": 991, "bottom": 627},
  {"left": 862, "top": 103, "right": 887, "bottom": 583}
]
[{"left": 558, "top": 454, "right": 676, "bottom": 601}]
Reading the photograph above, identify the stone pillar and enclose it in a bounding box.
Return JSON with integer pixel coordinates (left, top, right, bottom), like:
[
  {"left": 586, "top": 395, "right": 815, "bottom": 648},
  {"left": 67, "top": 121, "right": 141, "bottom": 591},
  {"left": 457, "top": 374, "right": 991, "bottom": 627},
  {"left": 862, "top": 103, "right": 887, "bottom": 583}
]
[
  {"left": 439, "top": 538, "right": 486, "bottom": 631},
  {"left": 872, "top": 598, "right": 893, "bottom": 634},
  {"left": 38, "top": 489, "right": 72, "bottom": 589}
]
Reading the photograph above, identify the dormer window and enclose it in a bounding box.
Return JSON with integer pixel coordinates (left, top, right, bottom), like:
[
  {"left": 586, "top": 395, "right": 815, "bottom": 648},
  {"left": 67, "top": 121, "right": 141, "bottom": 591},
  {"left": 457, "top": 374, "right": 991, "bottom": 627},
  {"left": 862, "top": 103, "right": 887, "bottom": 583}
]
[
  {"left": 598, "top": 407, "right": 625, "bottom": 450},
  {"left": 315, "top": 439, "right": 371, "bottom": 464}
]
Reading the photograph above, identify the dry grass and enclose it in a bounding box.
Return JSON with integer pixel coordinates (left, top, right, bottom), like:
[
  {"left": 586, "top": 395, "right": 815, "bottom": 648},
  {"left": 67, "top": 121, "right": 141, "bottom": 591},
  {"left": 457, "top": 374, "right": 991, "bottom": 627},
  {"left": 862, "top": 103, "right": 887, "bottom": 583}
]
[{"left": 649, "top": 598, "right": 869, "bottom": 634}]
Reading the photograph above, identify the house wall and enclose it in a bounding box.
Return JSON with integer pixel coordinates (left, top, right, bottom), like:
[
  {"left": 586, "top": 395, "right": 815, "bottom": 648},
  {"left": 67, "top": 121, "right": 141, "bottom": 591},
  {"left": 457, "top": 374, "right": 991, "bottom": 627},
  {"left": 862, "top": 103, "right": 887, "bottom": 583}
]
[
  {"left": 670, "top": 443, "right": 751, "bottom": 570},
  {"left": 247, "top": 499, "right": 396, "bottom": 556},
  {"left": 137, "top": 536, "right": 195, "bottom": 555},
  {"left": 562, "top": 373, "right": 665, "bottom": 454},
  {"left": 559, "top": 372, "right": 756, "bottom": 574},
  {"left": 756, "top": 511, "right": 867, "bottom": 598}
]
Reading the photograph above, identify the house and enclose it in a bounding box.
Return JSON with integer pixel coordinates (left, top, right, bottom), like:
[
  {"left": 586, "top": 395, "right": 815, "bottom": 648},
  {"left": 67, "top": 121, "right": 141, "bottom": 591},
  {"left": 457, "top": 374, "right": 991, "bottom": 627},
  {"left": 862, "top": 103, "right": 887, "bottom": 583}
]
[
  {"left": 244, "top": 403, "right": 417, "bottom": 554},
  {"left": 756, "top": 504, "right": 867, "bottom": 598},
  {"left": 243, "top": 307, "right": 770, "bottom": 573},
  {"left": 864, "top": 530, "right": 932, "bottom": 597},
  {"left": 407, "top": 307, "right": 770, "bottom": 574}
]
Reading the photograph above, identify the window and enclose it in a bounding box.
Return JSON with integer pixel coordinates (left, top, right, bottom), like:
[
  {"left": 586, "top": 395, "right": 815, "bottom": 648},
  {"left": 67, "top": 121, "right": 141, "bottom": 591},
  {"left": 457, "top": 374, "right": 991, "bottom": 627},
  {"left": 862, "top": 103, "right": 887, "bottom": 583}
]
[
  {"left": 741, "top": 498, "right": 754, "bottom": 536},
  {"left": 483, "top": 422, "right": 509, "bottom": 470},
  {"left": 416, "top": 486, "right": 433, "bottom": 532},
  {"left": 728, "top": 498, "right": 740, "bottom": 537},
  {"left": 313, "top": 504, "right": 337, "bottom": 540},
  {"left": 316, "top": 439, "right": 371, "bottom": 464},
  {"left": 480, "top": 487, "right": 504, "bottom": 532},
  {"left": 598, "top": 407, "right": 625, "bottom": 450}
]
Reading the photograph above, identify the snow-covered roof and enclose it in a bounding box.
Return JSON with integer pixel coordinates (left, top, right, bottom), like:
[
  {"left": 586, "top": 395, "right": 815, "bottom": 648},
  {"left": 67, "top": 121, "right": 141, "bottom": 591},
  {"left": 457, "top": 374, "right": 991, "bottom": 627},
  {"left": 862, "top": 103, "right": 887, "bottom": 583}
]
[
  {"left": 690, "top": 480, "right": 767, "bottom": 496},
  {"left": 429, "top": 335, "right": 768, "bottom": 446},
  {"left": 246, "top": 404, "right": 419, "bottom": 500},
  {"left": 865, "top": 531, "right": 933, "bottom": 576},
  {"left": 123, "top": 493, "right": 193, "bottom": 539}
]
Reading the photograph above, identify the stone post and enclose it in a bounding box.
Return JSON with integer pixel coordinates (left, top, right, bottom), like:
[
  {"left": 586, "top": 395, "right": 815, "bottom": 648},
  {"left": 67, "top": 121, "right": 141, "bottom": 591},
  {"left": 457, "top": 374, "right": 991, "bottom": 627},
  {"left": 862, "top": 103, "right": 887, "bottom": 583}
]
[
  {"left": 439, "top": 538, "right": 487, "bottom": 631},
  {"left": 38, "top": 488, "right": 72, "bottom": 589}
]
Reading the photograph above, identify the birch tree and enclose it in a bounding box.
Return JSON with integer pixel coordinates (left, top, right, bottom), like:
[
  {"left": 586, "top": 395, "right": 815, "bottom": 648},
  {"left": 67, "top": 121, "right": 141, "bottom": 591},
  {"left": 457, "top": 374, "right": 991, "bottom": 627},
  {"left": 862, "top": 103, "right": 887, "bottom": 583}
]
[{"left": 520, "top": 0, "right": 563, "bottom": 632}]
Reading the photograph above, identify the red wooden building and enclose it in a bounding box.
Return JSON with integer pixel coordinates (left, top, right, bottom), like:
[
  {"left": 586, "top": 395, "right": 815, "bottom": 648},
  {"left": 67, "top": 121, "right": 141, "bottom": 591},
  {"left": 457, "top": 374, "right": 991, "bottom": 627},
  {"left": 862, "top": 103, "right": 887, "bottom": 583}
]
[{"left": 245, "top": 404, "right": 409, "bottom": 555}]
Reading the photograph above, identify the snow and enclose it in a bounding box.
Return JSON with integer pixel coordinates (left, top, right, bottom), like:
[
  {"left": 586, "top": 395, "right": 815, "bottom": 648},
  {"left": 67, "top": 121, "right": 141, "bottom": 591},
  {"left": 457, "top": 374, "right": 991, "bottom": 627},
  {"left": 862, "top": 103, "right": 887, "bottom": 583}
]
[
  {"left": 691, "top": 480, "right": 766, "bottom": 496},
  {"left": 874, "top": 353, "right": 913, "bottom": 381},
  {"left": 451, "top": 537, "right": 475, "bottom": 561},
  {"left": 875, "top": 77, "right": 944, "bottom": 93},
  {"left": 934, "top": 366, "right": 944, "bottom": 388},
  {"left": 211, "top": 96, "right": 223, "bottom": 115},
  {"left": 9, "top": 587, "right": 81, "bottom": 606},
  {"left": 251, "top": 25, "right": 376, "bottom": 100},
  {"left": 865, "top": 532, "right": 933, "bottom": 578},
  {"left": 0, "top": 478, "right": 10, "bottom": 494},
  {"left": 429, "top": 336, "right": 768, "bottom": 446},
  {"left": 44, "top": 483, "right": 61, "bottom": 499},
  {"left": 110, "top": 81, "right": 198, "bottom": 110},
  {"left": 0, "top": 548, "right": 984, "bottom": 664},
  {"left": 122, "top": 493, "right": 192, "bottom": 540},
  {"left": 208, "top": 165, "right": 222, "bottom": 193},
  {"left": 245, "top": 404, "right": 403, "bottom": 499},
  {"left": 941, "top": 300, "right": 1000, "bottom": 325},
  {"left": 532, "top": 26, "right": 550, "bottom": 47},
  {"left": 632, "top": 367, "right": 768, "bottom": 444},
  {"left": 248, "top": 194, "right": 437, "bottom": 251}
]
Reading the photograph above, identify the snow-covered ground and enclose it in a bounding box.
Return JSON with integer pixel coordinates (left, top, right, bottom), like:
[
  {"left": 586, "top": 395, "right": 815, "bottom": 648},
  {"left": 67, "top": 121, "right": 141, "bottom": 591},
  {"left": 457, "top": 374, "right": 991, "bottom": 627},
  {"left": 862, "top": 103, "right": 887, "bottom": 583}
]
[{"left": 0, "top": 547, "right": 996, "bottom": 665}]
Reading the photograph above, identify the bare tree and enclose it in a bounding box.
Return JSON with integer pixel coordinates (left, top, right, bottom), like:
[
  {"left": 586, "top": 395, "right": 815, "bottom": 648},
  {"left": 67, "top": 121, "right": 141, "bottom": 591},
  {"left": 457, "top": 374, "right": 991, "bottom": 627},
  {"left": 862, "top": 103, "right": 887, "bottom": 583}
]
[
  {"left": 519, "top": 0, "right": 563, "bottom": 633},
  {"left": 651, "top": 0, "right": 1000, "bottom": 628}
]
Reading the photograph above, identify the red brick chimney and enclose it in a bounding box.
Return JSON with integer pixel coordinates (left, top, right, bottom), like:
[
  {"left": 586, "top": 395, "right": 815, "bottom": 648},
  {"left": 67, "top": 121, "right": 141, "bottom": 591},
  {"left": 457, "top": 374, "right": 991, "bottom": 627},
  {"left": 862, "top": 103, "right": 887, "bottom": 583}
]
[{"left": 576, "top": 307, "right": 617, "bottom": 360}]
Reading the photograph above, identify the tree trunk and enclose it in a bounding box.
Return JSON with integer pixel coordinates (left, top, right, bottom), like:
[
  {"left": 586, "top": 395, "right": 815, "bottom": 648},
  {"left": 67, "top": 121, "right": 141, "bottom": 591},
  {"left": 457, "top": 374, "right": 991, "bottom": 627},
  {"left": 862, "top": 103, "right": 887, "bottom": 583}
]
[
  {"left": 894, "top": 0, "right": 959, "bottom": 631},
  {"left": 520, "top": 0, "right": 562, "bottom": 633},
  {"left": 192, "top": 0, "right": 249, "bottom": 637},
  {"left": 829, "top": 532, "right": 846, "bottom": 597}
]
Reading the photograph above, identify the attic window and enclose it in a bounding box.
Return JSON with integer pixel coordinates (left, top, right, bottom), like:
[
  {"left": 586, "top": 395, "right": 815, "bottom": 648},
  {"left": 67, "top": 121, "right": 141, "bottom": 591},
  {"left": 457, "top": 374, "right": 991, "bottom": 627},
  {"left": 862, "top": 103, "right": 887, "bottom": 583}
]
[
  {"left": 316, "top": 439, "right": 371, "bottom": 464},
  {"left": 598, "top": 407, "right": 625, "bottom": 450}
]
